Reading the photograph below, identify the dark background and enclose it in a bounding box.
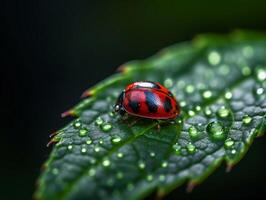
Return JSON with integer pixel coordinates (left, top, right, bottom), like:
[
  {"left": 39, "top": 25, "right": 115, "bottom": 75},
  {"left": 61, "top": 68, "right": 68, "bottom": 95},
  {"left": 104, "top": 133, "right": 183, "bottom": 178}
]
[{"left": 1, "top": 1, "right": 266, "bottom": 199}]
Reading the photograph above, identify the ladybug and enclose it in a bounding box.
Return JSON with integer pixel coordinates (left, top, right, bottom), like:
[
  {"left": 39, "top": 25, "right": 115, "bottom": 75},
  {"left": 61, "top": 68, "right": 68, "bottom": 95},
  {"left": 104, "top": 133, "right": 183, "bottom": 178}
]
[{"left": 114, "top": 81, "right": 180, "bottom": 120}]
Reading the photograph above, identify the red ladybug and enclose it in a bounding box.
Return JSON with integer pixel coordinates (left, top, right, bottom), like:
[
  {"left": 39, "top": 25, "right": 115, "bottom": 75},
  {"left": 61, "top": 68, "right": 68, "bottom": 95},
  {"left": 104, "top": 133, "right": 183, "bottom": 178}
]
[{"left": 114, "top": 81, "right": 180, "bottom": 120}]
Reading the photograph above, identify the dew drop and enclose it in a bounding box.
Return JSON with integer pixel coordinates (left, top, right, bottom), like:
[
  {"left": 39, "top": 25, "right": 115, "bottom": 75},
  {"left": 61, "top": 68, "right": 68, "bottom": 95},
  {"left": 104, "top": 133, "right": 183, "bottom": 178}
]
[
  {"left": 242, "top": 115, "right": 252, "bottom": 125},
  {"left": 81, "top": 147, "right": 87, "bottom": 153},
  {"left": 188, "top": 126, "right": 199, "bottom": 139},
  {"left": 138, "top": 161, "right": 146, "bottom": 169},
  {"left": 73, "top": 121, "right": 82, "bottom": 129},
  {"left": 204, "top": 107, "right": 212, "bottom": 116},
  {"left": 241, "top": 66, "right": 251, "bottom": 76},
  {"left": 161, "top": 161, "right": 168, "bottom": 168},
  {"left": 256, "top": 87, "right": 264, "bottom": 95},
  {"left": 150, "top": 152, "right": 156, "bottom": 157},
  {"left": 95, "top": 117, "right": 104, "bottom": 126},
  {"left": 108, "top": 112, "right": 114, "bottom": 117},
  {"left": 202, "top": 90, "right": 212, "bottom": 99},
  {"left": 116, "top": 172, "right": 124, "bottom": 179},
  {"left": 208, "top": 51, "right": 221, "bottom": 65},
  {"left": 146, "top": 174, "right": 153, "bottom": 181},
  {"left": 217, "top": 106, "right": 230, "bottom": 118},
  {"left": 88, "top": 168, "right": 96, "bottom": 176},
  {"left": 224, "top": 138, "right": 234, "bottom": 149},
  {"left": 207, "top": 121, "right": 225, "bottom": 140},
  {"left": 86, "top": 139, "right": 92, "bottom": 145},
  {"left": 117, "top": 152, "right": 124, "bottom": 158},
  {"left": 52, "top": 168, "right": 59, "bottom": 175},
  {"left": 101, "top": 123, "right": 112, "bottom": 132},
  {"left": 67, "top": 145, "right": 73, "bottom": 150},
  {"left": 231, "top": 149, "right": 237, "bottom": 154},
  {"left": 195, "top": 106, "right": 201, "bottom": 111},
  {"left": 186, "top": 143, "right": 196, "bottom": 154},
  {"left": 172, "top": 143, "right": 181, "bottom": 155},
  {"left": 164, "top": 78, "right": 173, "bottom": 88},
  {"left": 98, "top": 139, "right": 104, "bottom": 144},
  {"left": 94, "top": 146, "right": 100, "bottom": 152},
  {"left": 188, "top": 110, "right": 195, "bottom": 116},
  {"left": 257, "top": 68, "right": 266, "bottom": 81},
  {"left": 185, "top": 85, "right": 195, "bottom": 93},
  {"left": 180, "top": 101, "right": 187, "bottom": 107},
  {"left": 159, "top": 175, "right": 166, "bottom": 182},
  {"left": 218, "top": 64, "right": 230, "bottom": 75},
  {"left": 224, "top": 91, "right": 232, "bottom": 100},
  {"left": 111, "top": 136, "right": 122, "bottom": 144},
  {"left": 102, "top": 159, "right": 111, "bottom": 167},
  {"left": 242, "top": 46, "right": 254, "bottom": 58},
  {"left": 79, "top": 128, "right": 88, "bottom": 137}
]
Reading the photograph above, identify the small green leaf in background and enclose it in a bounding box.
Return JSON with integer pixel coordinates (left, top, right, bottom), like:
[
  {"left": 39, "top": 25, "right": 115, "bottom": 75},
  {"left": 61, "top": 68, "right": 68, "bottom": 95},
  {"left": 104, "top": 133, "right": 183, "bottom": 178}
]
[{"left": 35, "top": 31, "right": 266, "bottom": 200}]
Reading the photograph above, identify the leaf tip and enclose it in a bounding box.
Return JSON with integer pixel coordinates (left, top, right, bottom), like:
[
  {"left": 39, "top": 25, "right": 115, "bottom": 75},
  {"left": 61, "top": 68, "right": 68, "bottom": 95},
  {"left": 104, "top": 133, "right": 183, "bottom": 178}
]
[
  {"left": 81, "top": 89, "right": 94, "bottom": 98},
  {"left": 186, "top": 181, "right": 198, "bottom": 193},
  {"left": 61, "top": 109, "right": 76, "bottom": 118},
  {"left": 226, "top": 163, "right": 234, "bottom": 172}
]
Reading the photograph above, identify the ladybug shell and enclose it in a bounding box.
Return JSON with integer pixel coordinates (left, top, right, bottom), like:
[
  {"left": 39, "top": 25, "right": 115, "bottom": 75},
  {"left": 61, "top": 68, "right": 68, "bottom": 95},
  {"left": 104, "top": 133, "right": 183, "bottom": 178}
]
[{"left": 122, "top": 82, "right": 180, "bottom": 119}]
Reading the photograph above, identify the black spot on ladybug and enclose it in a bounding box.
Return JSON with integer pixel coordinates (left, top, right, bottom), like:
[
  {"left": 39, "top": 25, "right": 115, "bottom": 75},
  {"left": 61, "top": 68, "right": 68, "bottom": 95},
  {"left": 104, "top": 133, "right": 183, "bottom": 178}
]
[
  {"left": 144, "top": 90, "right": 158, "bottom": 113},
  {"left": 164, "top": 97, "right": 172, "bottom": 112},
  {"left": 128, "top": 100, "right": 140, "bottom": 113}
]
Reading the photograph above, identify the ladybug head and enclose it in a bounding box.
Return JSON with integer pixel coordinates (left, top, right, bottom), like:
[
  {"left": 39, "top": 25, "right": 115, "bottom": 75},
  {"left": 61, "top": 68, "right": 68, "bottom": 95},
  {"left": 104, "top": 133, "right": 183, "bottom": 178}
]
[{"left": 113, "top": 90, "right": 125, "bottom": 115}]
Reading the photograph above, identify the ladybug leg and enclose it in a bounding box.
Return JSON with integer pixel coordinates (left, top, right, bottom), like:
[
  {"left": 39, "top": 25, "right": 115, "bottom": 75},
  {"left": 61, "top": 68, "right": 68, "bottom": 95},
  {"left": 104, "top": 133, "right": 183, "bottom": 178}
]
[
  {"left": 156, "top": 120, "right": 161, "bottom": 132},
  {"left": 128, "top": 117, "right": 141, "bottom": 127}
]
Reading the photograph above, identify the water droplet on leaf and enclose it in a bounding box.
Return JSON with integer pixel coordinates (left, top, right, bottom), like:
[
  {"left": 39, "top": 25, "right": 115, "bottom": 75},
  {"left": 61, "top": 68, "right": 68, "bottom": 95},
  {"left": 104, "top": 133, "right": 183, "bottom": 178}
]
[
  {"left": 186, "top": 143, "right": 196, "bottom": 154},
  {"left": 172, "top": 143, "right": 181, "bottom": 155},
  {"left": 217, "top": 106, "right": 230, "bottom": 118},
  {"left": 189, "top": 126, "right": 199, "bottom": 139},
  {"left": 79, "top": 128, "right": 88, "bottom": 137},
  {"left": 224, "top": 138, "right": 234, "bottom": 149},
  {"left": 102, "top": 159, "right": 111, "bottom": 167},
  {"left": 95, "top": 117, "right": 104, "bottom": 126},
  {"left": 202, "top": 90, "right": 212, "bottom": 99},
  {"left": 208, "top": 51, "right": 221, "bottom": 65},
  {"left": 138, "top": 161, "right": 145, "bottom": 169},
  {"left": 242, "top": 115, "right": 252, "bottom": 125},
  {"left": 111, "top": 136, "right": 121, "bottom": 144},
  {"left": 207, "top": 121, "right": 225, "bottom": 140},
  {"left": 101, "top": 123, "right": 112, "bottom": 132}
]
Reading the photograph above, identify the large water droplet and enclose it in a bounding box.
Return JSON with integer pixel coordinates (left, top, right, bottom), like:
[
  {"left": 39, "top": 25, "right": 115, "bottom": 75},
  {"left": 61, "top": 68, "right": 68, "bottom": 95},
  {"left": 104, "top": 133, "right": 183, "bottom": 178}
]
[
  {"left": 217, "top": 106, "right": 230, "bottom": 118},
  {"left": 208, "top": 51, "right": 221, "bottom": 65},
  {"left": 79, "top": 128, "right": 88, "bottom": 137},
  {"left": 186, "top": 143, "right": 196, "bottom": 154},
  {"left": 207, "top": 121, "right": 225, "bottom": 140},
  {"left": 202, "top": 90, "right": 212, "bottom": 99},
  {"left": 95, "top": 117, "right": 104, "bottom": 126},
  {"left": 242, "top": 115, "right": 252, "bottom": 125},
  {"left": 172, "top": 143, "right": 181, "bottom": 155},
  {"left": 188, "top": 126, "right": 199, "bottom": 139},
  {"left": 111, "top": 136, "right": 121, "bottom": 144},
  {"left": 138, "top": 161, "right": 146, "bottom": 169},
  {"left": 101, "top": 123, "right": 112, "bottom": 132},
  {"left": 224, "top": 138, "right": 234, "bottom": 149}
]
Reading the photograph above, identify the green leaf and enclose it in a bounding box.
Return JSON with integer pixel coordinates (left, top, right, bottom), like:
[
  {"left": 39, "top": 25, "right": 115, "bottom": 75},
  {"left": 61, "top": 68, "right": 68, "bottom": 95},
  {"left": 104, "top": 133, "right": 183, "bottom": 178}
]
[{"left": 35, "top": 31, "right": 266, "bottom": 200}]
